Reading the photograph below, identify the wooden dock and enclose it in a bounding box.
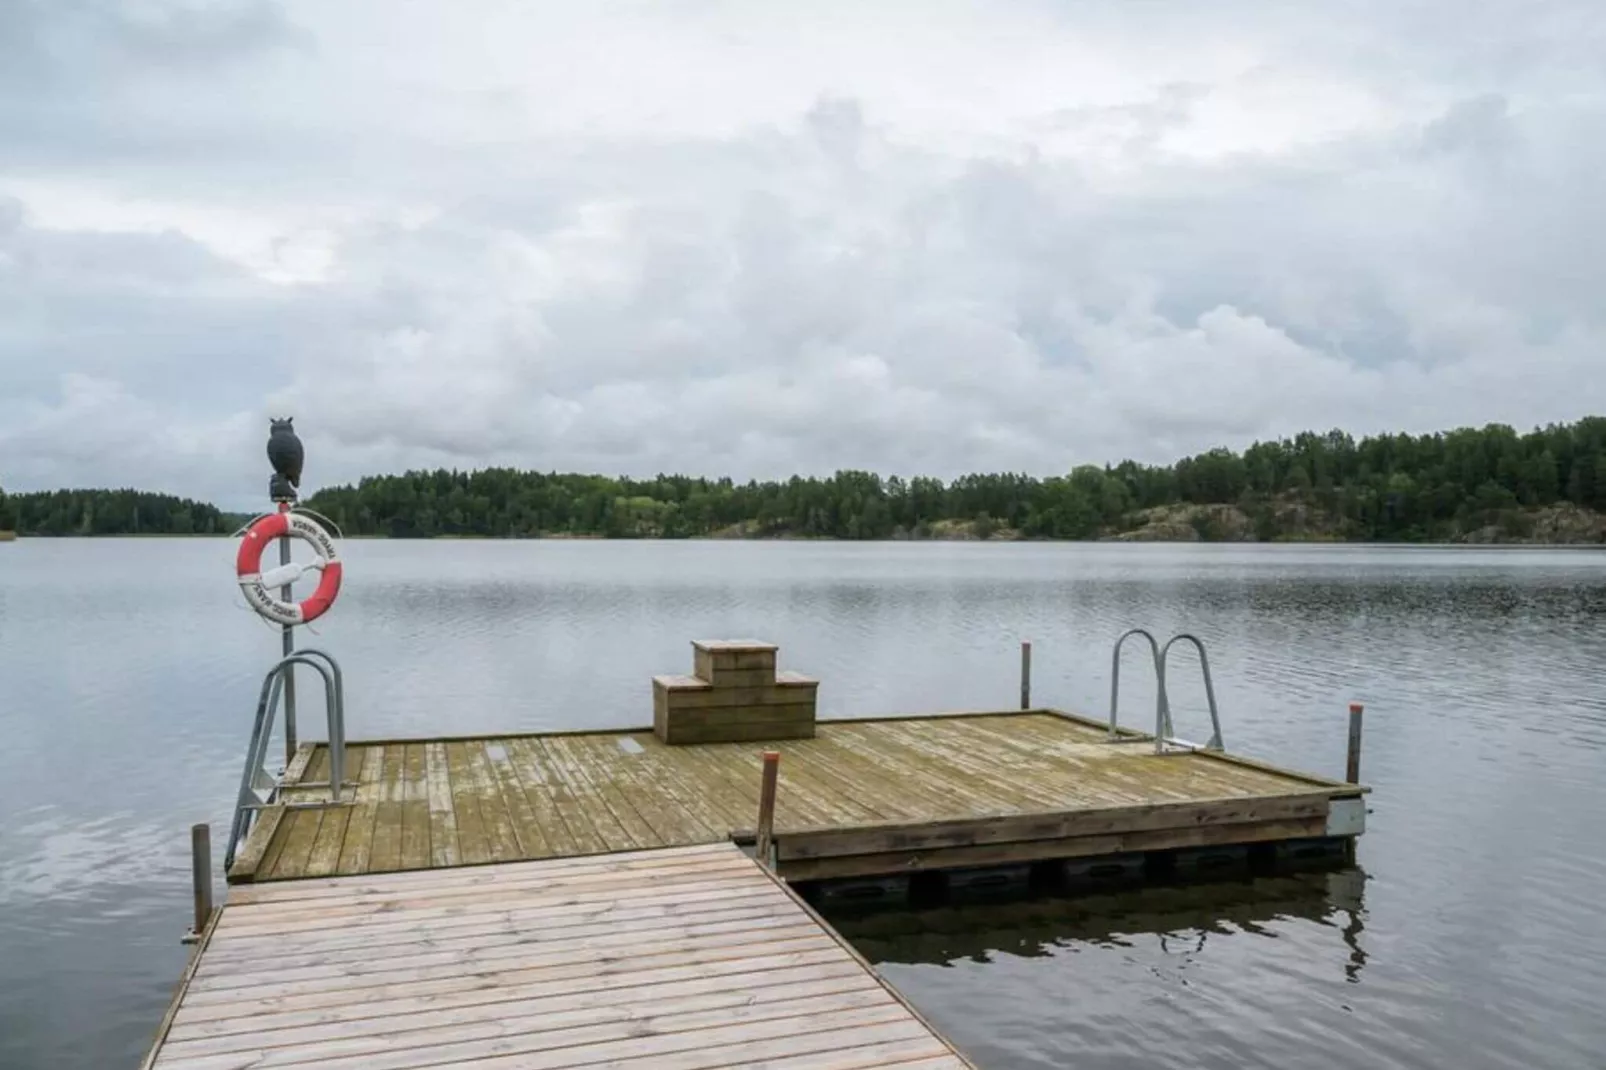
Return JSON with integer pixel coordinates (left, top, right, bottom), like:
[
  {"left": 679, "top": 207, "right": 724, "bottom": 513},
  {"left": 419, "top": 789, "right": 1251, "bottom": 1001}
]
[
  {"left": 145, "top": 843, "right": 972, "bottom": 1069},
  {"left": 230, "top": 709, "right": 1365, "bottom": 888}
]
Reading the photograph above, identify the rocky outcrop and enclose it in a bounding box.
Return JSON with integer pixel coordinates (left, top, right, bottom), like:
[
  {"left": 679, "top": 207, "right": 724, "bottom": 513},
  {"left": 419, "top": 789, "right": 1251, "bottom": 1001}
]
[
  {"left": 1103, "top": 503, "right": 1256, "bottom": 542},
  {"left": 1460, "top": 503, "right": 1606, "bottom": 544}
]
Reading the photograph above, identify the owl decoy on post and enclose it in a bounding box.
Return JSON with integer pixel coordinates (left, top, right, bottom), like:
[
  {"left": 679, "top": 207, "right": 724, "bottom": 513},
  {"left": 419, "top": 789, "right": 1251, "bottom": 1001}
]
[{"left": 267, "top": 417, "right": 305, "bottom": 502}]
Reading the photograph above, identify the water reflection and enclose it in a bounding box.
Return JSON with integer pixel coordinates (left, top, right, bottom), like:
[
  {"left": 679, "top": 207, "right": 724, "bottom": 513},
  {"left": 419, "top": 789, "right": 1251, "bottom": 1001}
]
[{"left": 830, "top": 868, "right": 1369, "bottom": 986}]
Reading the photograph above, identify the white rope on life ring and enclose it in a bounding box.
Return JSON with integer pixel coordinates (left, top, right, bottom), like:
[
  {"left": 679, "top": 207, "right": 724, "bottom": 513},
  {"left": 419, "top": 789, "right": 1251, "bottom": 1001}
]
[{"left": 235, "top": 510, "right": 343, "bottom": 626}]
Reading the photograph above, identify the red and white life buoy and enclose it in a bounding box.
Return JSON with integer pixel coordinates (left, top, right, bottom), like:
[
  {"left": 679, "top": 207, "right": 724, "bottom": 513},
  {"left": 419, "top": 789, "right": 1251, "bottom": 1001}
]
[{"left": 236, "top": 510, "right": 343, "bottom": 626}]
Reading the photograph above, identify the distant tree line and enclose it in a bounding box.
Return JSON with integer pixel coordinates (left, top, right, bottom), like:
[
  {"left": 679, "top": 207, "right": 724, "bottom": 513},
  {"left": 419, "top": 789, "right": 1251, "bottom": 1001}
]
[
  {"left": 1, "top": 487, "right": 237, "bottom": 536},
  {"left": 7, "top": 418, "right": 1604, "bottom": 540},
  {"left": 299, "top": 418, "right": 1606, "bottom": 541}
]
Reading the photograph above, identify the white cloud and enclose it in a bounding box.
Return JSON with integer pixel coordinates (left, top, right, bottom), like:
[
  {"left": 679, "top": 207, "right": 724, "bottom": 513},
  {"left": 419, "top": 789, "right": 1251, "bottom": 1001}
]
[{"left": 2, "top": 1, "right": 1605, "bottom": 507}]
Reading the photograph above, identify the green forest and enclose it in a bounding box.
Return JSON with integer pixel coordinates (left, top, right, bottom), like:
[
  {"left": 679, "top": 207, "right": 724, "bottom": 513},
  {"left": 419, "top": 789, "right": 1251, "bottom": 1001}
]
[
  {"left": 0, "top": 487, "right": 238, "bottom": 536},
  {"left": 6, "top": 417, "right": 1606, "bottom": 542}
]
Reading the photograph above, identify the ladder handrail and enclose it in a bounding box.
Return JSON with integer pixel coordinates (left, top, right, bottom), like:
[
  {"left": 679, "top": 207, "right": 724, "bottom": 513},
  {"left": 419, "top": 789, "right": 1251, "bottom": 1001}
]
[
  {"left": 1108, "top": 627, "right": 1166, "bottom": 741},
  {"left": 1157, "top": 632, "right": 1224, "bottom": 753},
  {"left": 288, "top": 648, "right": 347, "bottom": 793},
  {"left": 224, "top": 651, "right": 348, "bottom": 870}
]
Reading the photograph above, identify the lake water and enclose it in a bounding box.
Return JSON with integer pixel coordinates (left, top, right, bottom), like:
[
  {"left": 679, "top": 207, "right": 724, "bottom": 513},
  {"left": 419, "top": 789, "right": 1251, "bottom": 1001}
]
[{"left": 2, "top": 539, "right": 1604, "bottom": 1069}]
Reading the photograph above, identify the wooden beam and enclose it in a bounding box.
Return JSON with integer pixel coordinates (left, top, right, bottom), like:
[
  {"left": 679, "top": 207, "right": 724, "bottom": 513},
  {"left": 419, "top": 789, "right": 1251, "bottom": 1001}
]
[
  {"left": 778, "top": 815, "right": 1330, "bottom": 882},
  {"left": 776, "top": 793, "right": 1330, "bottom": 861}
]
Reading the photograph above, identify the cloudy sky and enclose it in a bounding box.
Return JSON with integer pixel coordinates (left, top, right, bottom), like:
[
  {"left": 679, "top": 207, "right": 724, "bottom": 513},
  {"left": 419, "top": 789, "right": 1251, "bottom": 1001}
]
[{"left": 2, "top": 1, "right": 1603, "bottom": 507}]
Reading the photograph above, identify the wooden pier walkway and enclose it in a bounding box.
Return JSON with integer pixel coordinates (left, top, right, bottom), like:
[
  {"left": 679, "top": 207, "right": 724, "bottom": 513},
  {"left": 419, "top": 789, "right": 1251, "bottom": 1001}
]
[
  {"left": 144, "top": 843, "right": 972, "bottom": 1069},
  {"left": 230, "top": 709, "right": 1364, "bottom": 887}
]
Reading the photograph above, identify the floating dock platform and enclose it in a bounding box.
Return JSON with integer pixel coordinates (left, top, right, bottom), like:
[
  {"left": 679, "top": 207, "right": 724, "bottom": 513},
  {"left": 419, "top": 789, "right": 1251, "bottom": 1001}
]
[
  {"left": 144, "top": 843, "right": 971, "bottom": 1069},
  {"left": 147, "top": 636, "right": 1370, "bottom": 1067},
  {"left": 230, "top": 708, "right": 1364, "bottom": 893}
]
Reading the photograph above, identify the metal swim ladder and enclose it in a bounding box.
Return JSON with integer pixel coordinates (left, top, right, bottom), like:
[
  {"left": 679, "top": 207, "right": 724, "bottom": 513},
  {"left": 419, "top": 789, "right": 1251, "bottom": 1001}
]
[
  {"left": 1106, "top": 628, "right": 1225, "bottom": 754},
  {"left": 225, "top": 647, "right": 350, "bottom": 870}
]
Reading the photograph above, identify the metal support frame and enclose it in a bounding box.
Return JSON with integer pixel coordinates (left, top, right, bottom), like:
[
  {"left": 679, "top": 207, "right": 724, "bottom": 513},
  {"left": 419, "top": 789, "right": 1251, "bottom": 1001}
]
[
  {"left": 225, "top": 648, "right": 349, "bottom": 870},
  {"left": 1108, "top": 628, "right": 1164, "bottom": 741},
  {"left": 1106, "top": 628, "right": 1225, "bottom": 753},
  {"left": 278, "top": 525, "right": 298, "bottom": 766},
  {"left": 1157, "top": 633, "right": 1223, "bottom": 753}
]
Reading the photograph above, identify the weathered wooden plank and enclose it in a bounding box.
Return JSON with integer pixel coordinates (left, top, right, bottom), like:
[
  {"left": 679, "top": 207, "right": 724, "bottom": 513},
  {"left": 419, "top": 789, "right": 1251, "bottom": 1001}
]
[
  {"left": 397, "top": 799, "right": 431, "bottom": 872},
  {"left": 753, "top": 1044, "right": 966, "bottom": 1070},
  {"left": 664, "top": 703, "right": 818, "bottom": 726},
  {"left": 778, "top": 814, "right": 1331, "bottom": 881},
  {"left": 214, "top": 856, "right": 765, "bottom": 931},
  {"left": 496, "top": 736, "right": 580, "bottom": 857},
  {"left": 568, "top": 733, "right": 719, "bottom": 846},
  {"left": 541, "top": 735, "right": 660, "bottom": 850},
  {"left": 402, "top": 1009, "right": 922, "bottom": 1070},
  {"left": 777, "top": 793, "right": 1331, "bottom": 861},
  {"left": 158, "top": 971, "right": 880, "bottom": 1063},
  {"left": 212, "top": 869, "right": 769, "bottom": 945},
  {"left": 166, "top": 948, "right": 853, "bottom": 1038},
  {"left": 335, "top": 746, "right": 385, "bottom": 875},
  {"left": 197, "top": 901, "right": 805, "bottom": 976},
  {"left": 176, "top": 933, "right": 839, "bottom": 1016},
  {"left": 664, "top": 719, "right": 817, "bottom": 745},
  {"left": 482, "top": 738, "right": 549, "bottom": 857},
  {"left": 224, "top": 805, "right": 283, "bottom": 884},
  {"left": 264, "top": 808, "right": 323, "bottom": 881},
  {"left": 301, "top": 804, "right": 352, "bottom": 879},
  {"left": 802, "top": 731, "right": 970, "bottom": 822},
  {"left": 869, "top": 720, "right": 1069, "bottom": 811},
  {"left": 187, "top": 919, "right": 829, "bottom": 996},
  {"left": 303, "top": 744, "right": 330, "bottom": 784},
  {"left": 661, "top": 686, "right": 817, "bottom": 711},
  {"left": 225, "top": 842, "right": 737, "bottom": 903},
  {"left": 165, "top": 955, "right": 869, "bottom": 1049},
  {"left": 463, "top": 741, "right": 522, "bottom": 862},
  {"left": 423, "top": 741, "right": 460, "bottom": 868},
  {"left": 443, "top": 741, "right": 492, "bottom": 865},
  {"left": 701, "top": 666, "right": 782, "bottom": 689},
  {"left": 202, "top": 886, "right": 794, "bottom": 962},
  {"left": 822, "top": 722, "right": 1029, "bottom": 816},
  {"left": 505, "top": 737, "right": 607, "bottom": 856},
  {"left": 401, "top": 743, "right": 428, "bottom": 802},
  {"left": 213, "top": 850, "right": 766, "bottom": 915},
  {"left": 532, "top": 737, "right": 639, "bottom": 852},
  {"left": 282, "top": 742, "right": 318, "bottom": 785},
  {"left": 160, "top": 990, "right": 902, "bottom": 1070}
]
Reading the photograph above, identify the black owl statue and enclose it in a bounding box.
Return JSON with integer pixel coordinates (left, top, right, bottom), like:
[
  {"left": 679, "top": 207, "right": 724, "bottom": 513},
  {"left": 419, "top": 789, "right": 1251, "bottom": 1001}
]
[{"left": 267, "top": 417, "right": 305, "bottom": 502}]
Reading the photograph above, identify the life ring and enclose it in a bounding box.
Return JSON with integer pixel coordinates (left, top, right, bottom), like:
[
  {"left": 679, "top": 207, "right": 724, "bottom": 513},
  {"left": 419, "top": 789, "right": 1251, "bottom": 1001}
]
[{"left": 236, "top": 510, "right": 343, "bottom": 626}]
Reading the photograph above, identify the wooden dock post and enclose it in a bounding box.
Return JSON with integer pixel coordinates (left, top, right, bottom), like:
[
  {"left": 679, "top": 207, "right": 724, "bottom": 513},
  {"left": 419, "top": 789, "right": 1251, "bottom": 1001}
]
[
  {"left": 182, "top": 823, "right": 212, "bottom": 945},
  {"left": 1344, "top": 702, "right": 1365, "bottom": 865},
  {"left": 1346, "top": 702, "right": 1364, "bottom": 785},
  {"left": 755, "top": 750, "right": 780, "bottom": 868},
  {"left": 1020, "top": 640, "right": 1032, "bottom": 709}
]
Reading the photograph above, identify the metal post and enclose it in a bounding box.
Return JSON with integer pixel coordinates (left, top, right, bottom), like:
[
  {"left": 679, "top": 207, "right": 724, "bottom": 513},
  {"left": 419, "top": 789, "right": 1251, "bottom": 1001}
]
[
  {"left": 1345, "top": 702, "right": 1364, "bottom": 784},
  {"left": 278, "top": 505, "right": 297, "bottom": 767},
  {"left": 755, "top": 751, "right": 780, "bottom": 869},
  {"left": 183, "top": 823, "right": 212, "bottom": 944},
  {"left": 1019, "top": 641, "right": 1032, "bottom": 710}
]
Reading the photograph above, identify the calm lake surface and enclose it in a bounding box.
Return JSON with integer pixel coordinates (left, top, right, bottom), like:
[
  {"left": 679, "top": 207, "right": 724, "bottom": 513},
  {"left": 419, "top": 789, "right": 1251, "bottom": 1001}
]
[{"left": 2, "top": 539, "right": 1604, "bottom": 1069}]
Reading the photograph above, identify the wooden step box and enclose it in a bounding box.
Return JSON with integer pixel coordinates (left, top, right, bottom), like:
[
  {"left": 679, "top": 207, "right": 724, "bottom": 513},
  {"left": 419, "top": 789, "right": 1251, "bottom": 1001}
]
[{"left": 652, "top": 640, "right": 819, "bottom": 744}]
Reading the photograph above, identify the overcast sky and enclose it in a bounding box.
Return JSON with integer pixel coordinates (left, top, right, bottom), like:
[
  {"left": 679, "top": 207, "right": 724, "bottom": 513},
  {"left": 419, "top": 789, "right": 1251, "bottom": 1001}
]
[{"left": 2, "top": 1, "right": 1604, "bottom": 507}]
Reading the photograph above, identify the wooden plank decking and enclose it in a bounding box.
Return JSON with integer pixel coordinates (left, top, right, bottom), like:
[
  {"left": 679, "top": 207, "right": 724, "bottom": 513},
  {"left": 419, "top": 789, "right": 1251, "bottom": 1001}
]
[
  {"left": 231, "top": 710, "right": 1363, "bottom": 885},
  {"left": 146, "top": 843, "right": 971, "bottom": 1070}
]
